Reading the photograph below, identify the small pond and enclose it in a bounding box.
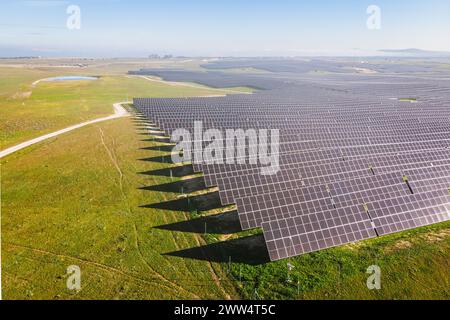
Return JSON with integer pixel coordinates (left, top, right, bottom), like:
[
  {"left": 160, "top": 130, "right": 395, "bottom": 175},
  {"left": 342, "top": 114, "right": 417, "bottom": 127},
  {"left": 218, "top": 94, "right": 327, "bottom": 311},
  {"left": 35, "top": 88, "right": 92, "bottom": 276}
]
[{"left": 45, "top": 76, "right": 98, "bottom": 82}]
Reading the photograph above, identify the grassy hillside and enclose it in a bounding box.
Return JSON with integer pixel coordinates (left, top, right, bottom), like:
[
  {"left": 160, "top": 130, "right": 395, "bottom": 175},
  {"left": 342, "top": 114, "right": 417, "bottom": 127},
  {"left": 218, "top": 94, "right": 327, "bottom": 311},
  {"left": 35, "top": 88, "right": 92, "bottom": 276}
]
[
  {"left": 1, "top": 60, "right": 449, "bottom": 300},
  {"left": 1, "top": 62, "right": 245, "bottom": 299},
  {"left": 1, "top": 115, "right": 237, "bottom": 299},
  {"left": 3, "top": 109, "right": 449, "bottom": 299},
  {"left": 0, "top": 66, "right": 250, "bottom": 149},
  {"left": 223, "top": 223, "right": 450, "bottom": 299}
]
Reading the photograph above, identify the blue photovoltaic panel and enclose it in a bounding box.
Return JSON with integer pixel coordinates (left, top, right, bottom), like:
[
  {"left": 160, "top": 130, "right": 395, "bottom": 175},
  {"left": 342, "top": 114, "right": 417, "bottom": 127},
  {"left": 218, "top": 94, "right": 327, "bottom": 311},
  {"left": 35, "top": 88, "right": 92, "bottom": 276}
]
[{"left": 134, "top": 63, "right": 450, "bottom": 261}]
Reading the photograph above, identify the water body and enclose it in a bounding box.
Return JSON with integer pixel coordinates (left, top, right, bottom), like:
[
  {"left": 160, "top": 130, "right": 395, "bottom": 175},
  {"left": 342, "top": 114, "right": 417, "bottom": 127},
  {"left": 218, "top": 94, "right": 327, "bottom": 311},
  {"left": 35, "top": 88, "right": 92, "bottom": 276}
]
[{"left": 45, "top": 76, "right": 98, "bottom": 82}]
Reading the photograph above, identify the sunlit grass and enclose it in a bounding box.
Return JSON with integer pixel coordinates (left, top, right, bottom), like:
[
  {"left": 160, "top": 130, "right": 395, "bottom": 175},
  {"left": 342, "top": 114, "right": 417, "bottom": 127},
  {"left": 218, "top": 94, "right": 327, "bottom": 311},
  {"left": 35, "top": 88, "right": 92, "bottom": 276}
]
[{"left": 0, "top": 67, "right": 249, "bottom": 149}]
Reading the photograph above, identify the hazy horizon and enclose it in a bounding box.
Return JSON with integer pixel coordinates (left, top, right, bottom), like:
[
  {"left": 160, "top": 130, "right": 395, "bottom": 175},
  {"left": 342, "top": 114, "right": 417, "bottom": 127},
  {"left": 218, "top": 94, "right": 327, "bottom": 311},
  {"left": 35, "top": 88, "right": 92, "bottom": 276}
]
[{"left": 1, "top": 0, "right": 449, "bottom": 58}]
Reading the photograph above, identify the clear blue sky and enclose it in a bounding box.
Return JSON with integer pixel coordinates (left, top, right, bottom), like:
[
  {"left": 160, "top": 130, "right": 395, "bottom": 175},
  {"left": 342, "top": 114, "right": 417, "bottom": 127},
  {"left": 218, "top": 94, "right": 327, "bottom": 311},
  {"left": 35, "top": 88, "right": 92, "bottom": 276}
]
[{"left": 1, "top": 0, "right": 449, "bottom": 57}]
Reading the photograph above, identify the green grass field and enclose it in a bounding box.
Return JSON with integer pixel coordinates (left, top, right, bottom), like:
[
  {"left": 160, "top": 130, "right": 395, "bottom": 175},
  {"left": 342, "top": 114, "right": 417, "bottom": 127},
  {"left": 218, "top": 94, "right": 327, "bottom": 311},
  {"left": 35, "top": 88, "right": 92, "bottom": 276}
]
[
  {"left": 0, "top": 66, "right": 251, "bottom": 149},
  {"left": 1, "top": 59, "right": 449, "bottom": 300},
  {"left": 1, "top": 115, "right": 239, "bottom": 299},
  {"left": 0, "top": 61, "right": 246, "bottom": 299},
  {"left": 226, "top": 223, "right": 450, "bottom": 299}
]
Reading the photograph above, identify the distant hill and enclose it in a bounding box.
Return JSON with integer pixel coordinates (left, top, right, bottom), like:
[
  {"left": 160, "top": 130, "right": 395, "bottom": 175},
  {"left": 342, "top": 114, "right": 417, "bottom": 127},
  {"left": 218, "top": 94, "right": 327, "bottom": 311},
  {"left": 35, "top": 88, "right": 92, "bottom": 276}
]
[{"left": 379, "top": 48, "right": 450, "bottom": 57}]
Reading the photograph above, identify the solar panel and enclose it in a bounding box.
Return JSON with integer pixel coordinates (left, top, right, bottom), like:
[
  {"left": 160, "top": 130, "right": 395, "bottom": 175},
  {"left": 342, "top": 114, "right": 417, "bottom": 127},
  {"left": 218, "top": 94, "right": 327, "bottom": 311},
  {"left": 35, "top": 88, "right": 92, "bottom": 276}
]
[
  {"left": 262, "top": 189, "right": 450, "bottom": 261},
  {"left": 134, "top": 67, "right": 450, "bottom": 261}
]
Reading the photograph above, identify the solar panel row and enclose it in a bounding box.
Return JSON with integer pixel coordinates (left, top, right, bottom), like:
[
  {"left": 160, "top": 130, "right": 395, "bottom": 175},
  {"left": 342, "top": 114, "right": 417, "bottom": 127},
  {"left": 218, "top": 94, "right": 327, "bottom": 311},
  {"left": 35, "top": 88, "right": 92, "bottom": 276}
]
[{"left": 135, "top": 75, "right": 450, "bottom": 261}]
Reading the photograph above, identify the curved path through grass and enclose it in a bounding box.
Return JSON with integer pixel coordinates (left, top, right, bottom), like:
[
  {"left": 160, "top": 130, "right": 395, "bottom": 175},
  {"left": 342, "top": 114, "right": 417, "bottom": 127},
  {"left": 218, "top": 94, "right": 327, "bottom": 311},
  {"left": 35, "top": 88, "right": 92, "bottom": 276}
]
[{"left": 0, "top": 102, "right": 130, "bottom": 159}]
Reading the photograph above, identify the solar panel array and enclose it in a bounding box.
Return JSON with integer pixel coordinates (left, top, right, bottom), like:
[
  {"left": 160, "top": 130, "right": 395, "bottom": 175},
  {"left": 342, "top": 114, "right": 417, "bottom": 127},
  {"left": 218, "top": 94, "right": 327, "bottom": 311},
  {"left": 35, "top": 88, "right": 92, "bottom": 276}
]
[
  {"left": 135, "top": 69, "right": 450, "bottom": 261},
  {"left": 129, "top": 69, "right": 288, "bottom": 90}
]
